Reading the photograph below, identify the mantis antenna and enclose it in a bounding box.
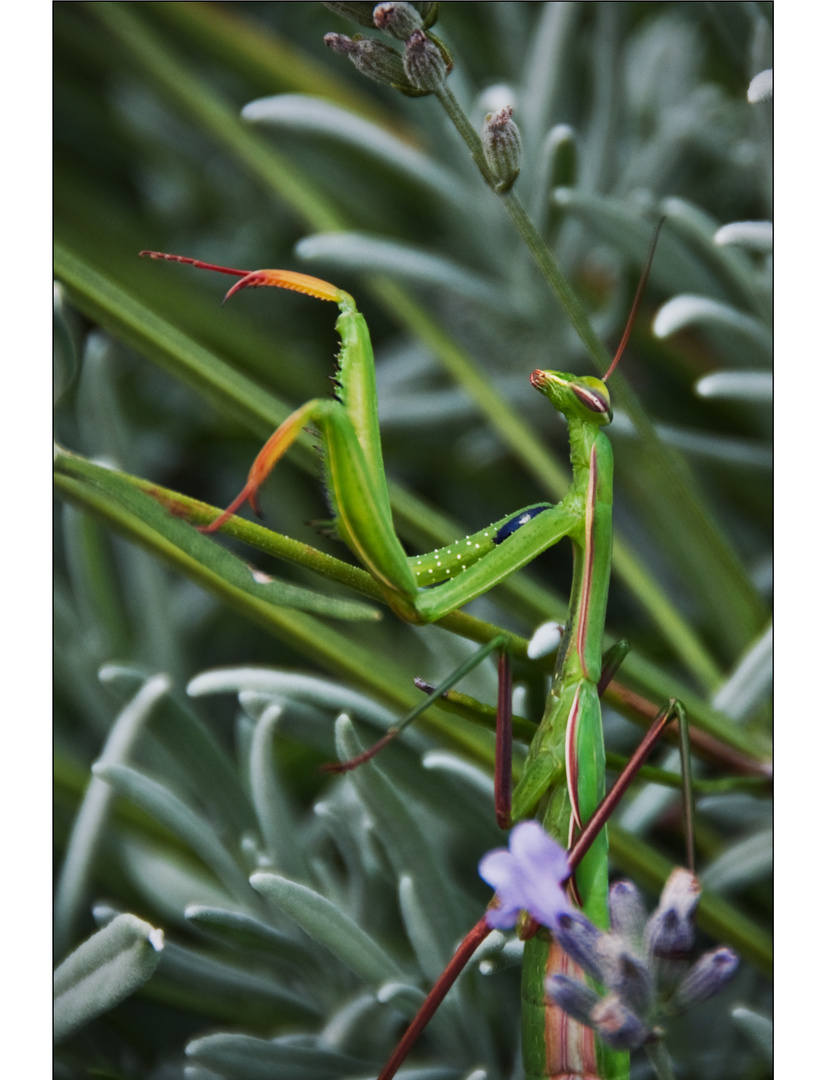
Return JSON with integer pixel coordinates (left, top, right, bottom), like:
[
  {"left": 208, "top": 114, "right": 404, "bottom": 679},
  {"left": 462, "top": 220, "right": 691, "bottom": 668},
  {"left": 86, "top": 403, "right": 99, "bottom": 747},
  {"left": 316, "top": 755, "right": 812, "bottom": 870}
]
[{"left": 602, "top": 216, "right": 666, "bottom": 382}]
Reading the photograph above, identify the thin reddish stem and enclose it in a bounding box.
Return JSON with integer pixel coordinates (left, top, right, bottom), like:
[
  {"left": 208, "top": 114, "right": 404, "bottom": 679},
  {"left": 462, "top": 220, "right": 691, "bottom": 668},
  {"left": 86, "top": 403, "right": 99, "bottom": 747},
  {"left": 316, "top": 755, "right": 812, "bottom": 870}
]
[
  {"left": 377, "top": 916, "right": 492, "bottom": 1080},
  {"left": 319, "top": 729, "right": 399, "bottom": 774}
]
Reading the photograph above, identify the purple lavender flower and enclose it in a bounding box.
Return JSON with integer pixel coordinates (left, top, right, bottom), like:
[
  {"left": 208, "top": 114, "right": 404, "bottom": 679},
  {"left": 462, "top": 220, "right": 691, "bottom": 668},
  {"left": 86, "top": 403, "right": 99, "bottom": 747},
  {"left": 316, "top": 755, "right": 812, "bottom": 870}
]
[{"left": 478, "top": 821, "right": 574, "bottom": 930}]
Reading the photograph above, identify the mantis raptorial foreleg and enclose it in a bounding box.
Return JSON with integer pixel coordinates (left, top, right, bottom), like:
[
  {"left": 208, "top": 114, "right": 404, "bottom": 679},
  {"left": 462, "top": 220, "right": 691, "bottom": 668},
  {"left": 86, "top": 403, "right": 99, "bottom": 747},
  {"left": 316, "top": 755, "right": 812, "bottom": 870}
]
[{"left": 140, "top": 250, "right": 582, "bottom": 627}]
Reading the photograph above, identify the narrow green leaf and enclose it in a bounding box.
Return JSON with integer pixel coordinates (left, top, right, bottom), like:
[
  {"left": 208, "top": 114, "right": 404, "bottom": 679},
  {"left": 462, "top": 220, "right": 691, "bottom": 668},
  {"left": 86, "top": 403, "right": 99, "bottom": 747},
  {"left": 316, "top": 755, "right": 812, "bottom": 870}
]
[
  {"left": 55, "top": 675, "right": 172, "bottom": 956},
  {"left": 99, "top": 664, "right": 258, "bottom": 836},
  {"left": 55, "top": 449, "right": 380, "bottom": 622},
  {"left": 242, "top": 94, "right": 468, "bottom": 209},
  {"left": 54, "top": 913, "right": 164, "bottom": 1042},
  {"left": 334, "top": 715, "right": 467, "bottom": 958},
  {"left": 652, "top": 295, "right": 772, "bottom": 362},
  {"left": 184, "top": 905, "right": 309, "bottom": 964},
  {"left": 92, "top": 763, "right": 255, "bottom": 905},
  {"left": 295, "top": 232, "right": 500, "bottom": 305},
  {"left": 158, "top": 940, "right": 317, "bottom": 1017},
  {"left": 186, "top": 1032, "right": 374, "bottom": 1080},
  {"left": 731, "top": 1006, "right": 773, "bottom": 1063},
  {"left": 714, "top": 221, "right": 773, "bottom": 251},
  {"left": 695, "top": 371, "right": 772, "bottom": 402},
  {"left": 701, "top": 828, "right": 773, "bottom": 894},
  {"left": 250, "top": 872, "right": 408, "bottom": 992},
  {"left": 248, "top": 704, "right": 305, "bottom": 877},
  {"left": 118, "top": 836, "right": 235, "bottom": 924}
]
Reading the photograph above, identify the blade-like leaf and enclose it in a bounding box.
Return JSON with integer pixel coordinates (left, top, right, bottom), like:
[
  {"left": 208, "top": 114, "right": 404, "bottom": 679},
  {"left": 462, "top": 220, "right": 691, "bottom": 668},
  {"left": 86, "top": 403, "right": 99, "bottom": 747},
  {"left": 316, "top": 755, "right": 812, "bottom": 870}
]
[
  {"left": 250, "top": 872, "right": 409, "bottom": 992},
  {"left": 54, "top": 913, "right": 164, "bottom": 1042}
]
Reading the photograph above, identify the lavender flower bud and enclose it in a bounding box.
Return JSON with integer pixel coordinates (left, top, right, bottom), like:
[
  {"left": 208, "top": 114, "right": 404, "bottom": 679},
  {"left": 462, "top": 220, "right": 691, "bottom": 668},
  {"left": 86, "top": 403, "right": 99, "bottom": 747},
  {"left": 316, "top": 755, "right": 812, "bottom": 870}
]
[
  {"left": 609, "top": 879, "right": 647, "bottom": 950},
  {"left": 321, "top": 2, "right": 378, "bottom": 28},
  {"left": 373, "top": 2, "right": 423, "bottom": 39},
  {"left": 645, "top": 868, "right": 701, "bottom": 958},
  {"left": 403, "top": 28, "right": 447, "bottom": 91},
  {"left": 671, "top": 946, "right": 739, "bottom": 1011},
  {"left": 324, "top": 32, "right": 412, "bottom": 90},
  {"left": 553, "top": 911, "right": 604, "bottom": 982},
  {"left": 545, "top": 974, "right": 601, "bottom": 1026},
  {"left": 591, "top": 993, "right": 649, "bottom": 1050},
  {"left": 481, "top": 106, "right": 522, "bottom": 192},
  {"left": 596, "top": 933, "right": 652, "bottom": 1018}
]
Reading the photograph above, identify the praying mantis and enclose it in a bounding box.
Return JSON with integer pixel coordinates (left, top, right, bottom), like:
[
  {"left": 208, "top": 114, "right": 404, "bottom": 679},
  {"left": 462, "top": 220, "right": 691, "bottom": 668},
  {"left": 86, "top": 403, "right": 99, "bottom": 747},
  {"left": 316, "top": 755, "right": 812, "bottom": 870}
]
[{"left": 142, "top": 221, "right": 679, "bottom": 1080}]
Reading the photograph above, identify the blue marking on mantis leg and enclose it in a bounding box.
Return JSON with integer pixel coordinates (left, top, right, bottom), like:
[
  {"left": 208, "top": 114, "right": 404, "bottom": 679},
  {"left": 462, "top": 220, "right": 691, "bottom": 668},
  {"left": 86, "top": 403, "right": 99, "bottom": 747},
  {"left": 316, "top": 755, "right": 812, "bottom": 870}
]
[{"left": 493, "top": 506, "right": 550, "bottom": 544}]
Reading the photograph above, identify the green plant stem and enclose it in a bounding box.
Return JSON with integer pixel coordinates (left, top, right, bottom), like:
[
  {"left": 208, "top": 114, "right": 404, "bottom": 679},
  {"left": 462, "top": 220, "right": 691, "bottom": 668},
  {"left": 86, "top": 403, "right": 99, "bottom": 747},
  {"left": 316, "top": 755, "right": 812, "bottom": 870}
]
[{"left": 645, "top": 1041, "right": 677, "bottom": 1080}]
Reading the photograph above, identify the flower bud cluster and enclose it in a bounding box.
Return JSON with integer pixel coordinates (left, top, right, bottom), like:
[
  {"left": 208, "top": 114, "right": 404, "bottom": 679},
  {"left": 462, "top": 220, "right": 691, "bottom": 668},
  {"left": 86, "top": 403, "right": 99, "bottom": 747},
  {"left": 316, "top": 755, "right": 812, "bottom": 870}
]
[
  {"left": 547, "top": 870, "right": 739, "bottom": 1050},
  {"left": 323, "top": 3, "right": 450, "bottom": 97}
]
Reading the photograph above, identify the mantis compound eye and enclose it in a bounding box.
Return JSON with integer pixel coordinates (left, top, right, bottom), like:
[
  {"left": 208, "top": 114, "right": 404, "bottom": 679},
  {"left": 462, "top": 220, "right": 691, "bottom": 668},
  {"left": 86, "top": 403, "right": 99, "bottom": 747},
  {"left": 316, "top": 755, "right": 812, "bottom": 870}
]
[{"left": 571, "top": 378, "right": 612, "bottom": 420}]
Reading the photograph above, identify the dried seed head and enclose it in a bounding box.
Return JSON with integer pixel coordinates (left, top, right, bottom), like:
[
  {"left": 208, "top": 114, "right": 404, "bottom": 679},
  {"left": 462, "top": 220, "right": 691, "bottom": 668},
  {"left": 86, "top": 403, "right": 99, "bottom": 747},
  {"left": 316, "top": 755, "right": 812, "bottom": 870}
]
[
  {"left": 403, "top": 28, "right": 447, "bottom": 91},
  {"left": 373, "top": 1, "right": 424, "bottom": 39},
  {"left": 481, "top": 106, "right": 523, "bottom": 192}
]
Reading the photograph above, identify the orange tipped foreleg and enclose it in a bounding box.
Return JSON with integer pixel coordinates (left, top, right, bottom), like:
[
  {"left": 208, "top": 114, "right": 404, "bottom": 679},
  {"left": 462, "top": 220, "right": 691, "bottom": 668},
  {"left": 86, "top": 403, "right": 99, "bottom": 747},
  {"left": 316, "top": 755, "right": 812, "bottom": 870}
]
[{"left": 198, "top": 400, "right": 318, "bottom": 533}]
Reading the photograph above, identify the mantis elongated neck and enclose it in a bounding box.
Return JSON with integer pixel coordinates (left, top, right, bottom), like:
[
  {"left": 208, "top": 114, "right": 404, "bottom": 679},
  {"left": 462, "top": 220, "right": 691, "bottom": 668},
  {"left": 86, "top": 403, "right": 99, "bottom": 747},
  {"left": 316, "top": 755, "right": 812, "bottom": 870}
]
[{"left": 566, "top": 416, "right": 603, "bottom": 490}]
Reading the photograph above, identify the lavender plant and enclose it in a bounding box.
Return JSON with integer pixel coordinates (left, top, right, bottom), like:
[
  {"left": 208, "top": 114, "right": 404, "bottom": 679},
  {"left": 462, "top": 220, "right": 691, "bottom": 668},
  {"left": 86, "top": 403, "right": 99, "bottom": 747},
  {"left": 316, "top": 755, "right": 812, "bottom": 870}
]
[{"left": 55, "top": 4, "right": 771, "bottom": 1078}]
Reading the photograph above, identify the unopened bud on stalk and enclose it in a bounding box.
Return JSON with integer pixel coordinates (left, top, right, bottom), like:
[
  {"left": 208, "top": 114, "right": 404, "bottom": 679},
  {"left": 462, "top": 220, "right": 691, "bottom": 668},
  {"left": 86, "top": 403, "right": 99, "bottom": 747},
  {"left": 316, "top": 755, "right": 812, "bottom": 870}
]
[
  {"left": 481, "top": 106, "right": 523, "bottom": 192},
  {"left": 373, "top": 1, "right": 423, "bottom": 38},
  {"left": 671, "top": 946, "right": 739, "bottom": 1011},
  {"left": 403, "top": 28, "right": 448, "bottom": 91},
  {"left": 596, "top": 934, "right": 653, "bottom": 1018},
  {"left": 608, "top": 879, "right": 647, "bottom": 950},
  {"left": 645, "top": 868, "right": 701, "bottom": 957},
  {"left": 545, "top": 974, "right": 601, "bottom": 1026},
  {"left": 553, "top": 911, "right": 604, "bottom": 982},
  {"left": 591, "top": 993, "right": 649, "bottom": 1050},
  {"left": 324, "top": 32, "right": 412, "bottom": 90}
]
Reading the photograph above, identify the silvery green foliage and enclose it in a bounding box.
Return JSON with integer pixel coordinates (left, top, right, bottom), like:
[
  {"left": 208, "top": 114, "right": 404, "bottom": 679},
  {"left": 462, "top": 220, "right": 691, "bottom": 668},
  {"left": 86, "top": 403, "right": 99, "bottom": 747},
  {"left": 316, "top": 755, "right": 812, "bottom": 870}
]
[
  {"left": 55, "top": 4, "right": 771, "bottom": 1078},
  {"left": 56, "top": 669, "right": 513, "bottom": 1078}
]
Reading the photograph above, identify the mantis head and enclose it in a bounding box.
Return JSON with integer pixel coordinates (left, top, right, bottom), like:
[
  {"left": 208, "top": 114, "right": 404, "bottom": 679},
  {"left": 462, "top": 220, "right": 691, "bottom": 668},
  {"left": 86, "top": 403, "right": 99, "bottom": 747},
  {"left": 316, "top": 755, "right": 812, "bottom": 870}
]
[
  {"left": 530, "top": 218, "right": 665, "bottom": 428},
  {"left": 530, "top": 370, "right": 612, "bottom": 427}
]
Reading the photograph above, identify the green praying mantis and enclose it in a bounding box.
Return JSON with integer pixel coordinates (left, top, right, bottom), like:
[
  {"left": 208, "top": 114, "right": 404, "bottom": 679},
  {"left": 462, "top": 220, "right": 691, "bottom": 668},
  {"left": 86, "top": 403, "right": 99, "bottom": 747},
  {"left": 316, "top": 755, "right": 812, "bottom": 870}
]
[{"left": 142, "top": 221, "right": 684, "bottom": 1080}]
